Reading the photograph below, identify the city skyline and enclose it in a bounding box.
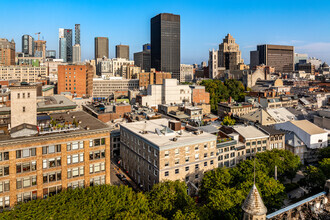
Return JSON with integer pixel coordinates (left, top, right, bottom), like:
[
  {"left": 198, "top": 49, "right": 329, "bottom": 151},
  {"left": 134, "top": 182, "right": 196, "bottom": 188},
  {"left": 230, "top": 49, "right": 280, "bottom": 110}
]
[{"left": 1, "top": 0, "right": 330, "bottom": 63}]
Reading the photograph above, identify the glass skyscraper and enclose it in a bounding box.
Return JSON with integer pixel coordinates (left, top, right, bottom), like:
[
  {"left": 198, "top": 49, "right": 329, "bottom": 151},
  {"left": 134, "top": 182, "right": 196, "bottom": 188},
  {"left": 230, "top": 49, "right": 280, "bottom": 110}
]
[
  {"left": 22, "top": 35, "right": 34, "bottom": 57},
  {"left": 75, "top": 24, "right": 80, "bottom": 45},
  {"left": 151, "top": 13, "right": 180, "bottom": 79}
]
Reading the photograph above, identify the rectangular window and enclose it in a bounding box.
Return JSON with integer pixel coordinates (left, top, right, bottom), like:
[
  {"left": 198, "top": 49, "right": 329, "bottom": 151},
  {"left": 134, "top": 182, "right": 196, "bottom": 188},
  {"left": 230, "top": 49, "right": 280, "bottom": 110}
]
[
  {"left": 204, "top": 162, "right": 207, "bottom": 166},
  {"left": 165, "top": 171, "right": 169, "bottom": 176},
  {"left": 164, "top": 151, "right": 169, "bottom": 157},
  {"left": 185, "top": 166, "right": 189, "bottom": 171},
  {"left": 195, "top": 164, "right": 199, "bottom": 170},
  {"left": 175, "top": 169, "right": 179, "bottom": 174}
]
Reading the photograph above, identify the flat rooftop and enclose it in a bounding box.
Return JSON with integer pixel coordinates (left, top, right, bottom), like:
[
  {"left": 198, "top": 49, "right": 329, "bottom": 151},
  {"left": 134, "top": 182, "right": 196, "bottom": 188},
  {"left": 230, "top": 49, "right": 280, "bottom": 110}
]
[
  {"left": 291, "top": 120, "right": 326, "bottom": 135},
  {"left": 120, "top": 118, "right": 216, "bottom": 150},
  {"left": 233, "top": 125, "right": 268, "bottom": 140},
  {"left": 0, "top": 111, "right": 109, "bottom": 142}
]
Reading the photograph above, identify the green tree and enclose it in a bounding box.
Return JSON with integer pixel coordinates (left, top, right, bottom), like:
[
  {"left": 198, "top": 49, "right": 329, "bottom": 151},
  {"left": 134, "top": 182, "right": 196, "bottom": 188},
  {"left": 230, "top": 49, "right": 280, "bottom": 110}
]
[
  {"left": 319, "top": 158, "right": 330, "bottom": 179},
  {"left": 256, "top": 149, "right": 301, "bottom": 183},
  {"left": 299, "top": 166, "right": 326, "bottom": 193},
  {"left": 147, "top": 180, "right": 197, "bottom": 219},
  {"left": 318, "top": 146, "right": 330, "bottom": 160},
  {"left": 221, "top": 116, "right": 236, "bottom": 126}
]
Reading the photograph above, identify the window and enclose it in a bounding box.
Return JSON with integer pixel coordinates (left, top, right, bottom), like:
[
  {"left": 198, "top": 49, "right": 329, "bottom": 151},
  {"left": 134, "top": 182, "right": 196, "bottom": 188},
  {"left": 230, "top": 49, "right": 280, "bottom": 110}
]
[
  {"left": 42, "top": 145, "right": 61, "bottom": 154},
  {"left": 204, "top": 144, "right": 208, "bottom": 149},
  {"left": 165, "top": 171, "right": 169, "bottom": 176},
  {"left": 204, "top": 162, "right": 207, "bottom": 167},
  {"left": 210, "top": 152, "right": 214, "bottom": 156},
  {"left": 67, "top": 153, "right": 84, "bottom": 164},
  {"left": 68, "top": 180, "right": 84, "bottom": 189},
  {"left": 16, "top": 161, "right": 36, "bottom": 173},
  {"left": 195, "top": 154, "right": 199, "bottom": 160},
  {"left": 262, "top": 140, "right": 267, "bottom": 144},
  {"left": 252, "top": 142, "right": 256, "bottom": 146},
  {"left": 89, "top": 150, "right": 105, "bottom": 160},
  {"left": 246, "top": 149, "right": 251, "bottom": 153},
  {"left": 16, "top": 176, "right": 37, "bottom": 189},
  {"left": 91, "top": 138, "right": 105, "bottom": 147},
  {"left": 210, "top": 160, "right": 214, "bottom": 165},
  {"left": 67, "top": 142, "right": 83, "bottom": 151},
  {"left": 23, "top": 107, "right": 25, "bottom": 112},
  {"left": 17, "top": 191, "right": 37, "bottom": 203},
  {"left": 0, "top": 181, "right": 10, "bottom": 193},
  {"left": 194, "top": 145, "right": 199, "bottom": 151},
  {"left": 43, "top": 171, "right": 61, "bottom": 183},
  {"left": 175, "top": 169, "right": 179, "bottom": 174},
  {"left": 27, "top": 93, "right": 30, "bottom": 98},
  {"left": 175, "top": 159, "right": 179, "bottom": 165},
  {"left": 218, "top": 155, "right": 223, "bottom": 161},
  {"left": 67, "top": 166, "right": 84, "bottom": 179},
  {"left": 204, "top": 153, "right": 208, "bottom": 158},
  {"left": 257, "top": 141, "right": 261, "bottom": 145},
  {"left": 43, "top": 185, "right": 62, "bottom": 198},
  {"left": 16, "top": 148, "right": 36, "bottom": 158},
  {"left": 43, "top": 157, "right": 61, "bottom": 169},
  {"left": 195, "top": 174, "right": 199, "bottom": 179},
  {"left": 164, "top": 162, "right": 169, "bottom": 167},
  {"left": 0, "top": 166, "right": 9, "bottom": 177},
  {"left": 0, "top": 152, "right": 9, "bottom": 161},
  {"left": 230, "top": 152, "right": 235, "bottom": 158},
  {"left": 164, "top": 151, "right": 169, "bottom": 157},
  {"left": 90, "top": 176, "right": 105, "bottom": 186},
  {"left": 89, "top": 162, "right": 105, "bottom": 174},
  {"left": 246, "top": 142, "right": 250, "bottom": 146},
  {"left": 175, "top": 149, "right": 179, "bottom": 155},
  {"left": 195, "top": 164, "right": 199, "bottom": 170},
  {"left": 185, "top": 156, "right": 189, "bottom": 162},
  {"left": 185, "top": 147, "right": 189, "bottom": 153},
  {"left": 17, "top": 93, "right": 20, "bottom": 99},
  {"left": 185, "top": 166, "right": 189, "bottom": 171}
]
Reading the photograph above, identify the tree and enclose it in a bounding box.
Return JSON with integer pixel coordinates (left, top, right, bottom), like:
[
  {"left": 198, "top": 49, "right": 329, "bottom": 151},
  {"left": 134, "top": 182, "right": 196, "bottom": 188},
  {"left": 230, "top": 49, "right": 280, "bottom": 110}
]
[
  {"left": 256, "top": 149, "right": 301, "bottom": 183},
  {"left": 221, "top": 116, "right": 235, "bottom": 126},
  {"left": 299, "top": 166, "right": 326, "bottom": 193},
  {"left": 147, "top": 180, "right": 197, "bottom": 219},
  {"left": 318, "top": 146, "right": 330, "bottom": 160},
  {"left": 319, "top": 158, "right": 330, "bottom": 179}
]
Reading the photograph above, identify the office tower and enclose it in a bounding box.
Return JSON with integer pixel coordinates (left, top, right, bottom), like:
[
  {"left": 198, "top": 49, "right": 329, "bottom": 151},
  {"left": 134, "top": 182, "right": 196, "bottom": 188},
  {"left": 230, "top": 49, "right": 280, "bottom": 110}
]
[
  {"left": 94, "top": 37, "right": 109, "bottom": 61},
  {"left": 218, "top": 33, "right": 244, "bottom": 70},
  {"left": 134, "top": 43, "right": 151, "bottom": 72},
  {"left": 22, "top": 35, "right": 34, "bottom": 57},
  {"left": 115, "top": 45, "right": 129, "bottom": 60},
  {"left": 294, "top": 53, "right": 308, "bottom": 70},
  {"left": 46, "top": 50, "right": 56, "bottom": 59},
  {"left": 64, "top": 29, "right": 73, "bottom": 62},
  {"left": 34, "top": 40, "right": 46, "bottom": 58},
  {"left": 0, "top": 38, "right": 15, "bottom": 66},
  {"left": 59, "top": 29, "right": 67, "bottom": 61},
  {"left": 75, "top": 24, "right": 80, "bottom": 45},
  {"left": 73, "top": 44, "right": 81, "bottom": 63},
  {"left": 151, "top": 13, "right": 180, "bottom": 80},
  {"left": 250, "top": 44, "right": 294, "bottom": 73}
]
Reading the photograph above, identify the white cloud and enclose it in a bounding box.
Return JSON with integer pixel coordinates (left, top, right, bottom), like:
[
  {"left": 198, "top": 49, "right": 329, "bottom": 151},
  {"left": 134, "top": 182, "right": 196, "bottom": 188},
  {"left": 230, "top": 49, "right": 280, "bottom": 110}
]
[{"left": 295, "top": 42, "right": 330, "bottom": 62}]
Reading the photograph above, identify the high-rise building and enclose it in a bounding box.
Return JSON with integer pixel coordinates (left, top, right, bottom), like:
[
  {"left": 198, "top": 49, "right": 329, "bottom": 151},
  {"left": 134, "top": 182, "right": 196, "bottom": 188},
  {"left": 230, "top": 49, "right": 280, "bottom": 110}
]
[
  {"left": 22, "top": 35, "right": 34, "bottom": 57},
  {"left": 58, "top": 64, "right": 94, "bottom": 97},
  {"left": 218, "top": 33, "right": 244, "bottom": 70},
  {"left": 209, "top": 49, "right": 219, "bottom": 79},
  {"left": 0, "top": 38, "right": 15, "bottom": 66},
  {"left": 95, "top": 37, "right": 109, "bottom": 61},
  {"left": 115, "top": 45, "right": 129, "bottom": 60},
  {"left": 250, "top": 44, "right": 294, "bottom": 73},
  {"left": 73, "top": 44, "right": 81, "bottom": 63},
  {"left": 46, "top": 50, "right": 56, "bottom": 59},
  {"left": 59, "top": 29, "right": 67, "bottom": 62},
  {"left": 34, "top": 40, "right": 46, "bottom": 58},
  {"left": 151, "top": 13, "right": 180, "bottom": 80},
  {"left": 134, "top": 43, "right": 151, "bottom": 72},
  {"left": 64, "top": 29, "right": 73, "bottom": 62},
  {"left": 75, "top": 24, "right": 80, "bottom": 45}
]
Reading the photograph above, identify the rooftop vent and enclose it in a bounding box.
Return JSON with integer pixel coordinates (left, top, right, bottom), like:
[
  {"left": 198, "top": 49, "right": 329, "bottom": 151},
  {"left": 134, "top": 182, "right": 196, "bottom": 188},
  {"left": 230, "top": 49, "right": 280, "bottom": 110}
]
[{"left": 172, "top": 137, "right": 178, "bottom": 142}]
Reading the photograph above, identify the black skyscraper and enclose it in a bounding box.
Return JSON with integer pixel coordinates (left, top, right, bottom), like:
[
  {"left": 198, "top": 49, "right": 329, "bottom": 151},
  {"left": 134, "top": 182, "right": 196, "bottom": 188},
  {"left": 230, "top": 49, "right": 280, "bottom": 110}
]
[
  {"left": 64, "top": 29, "right": 73, "bottom": 62},
  {"left": 151, "top": 13, "right": 180, "bottom": 78},
  {"left": 75, "top": 24, "right": 80, "bottom": 45}
]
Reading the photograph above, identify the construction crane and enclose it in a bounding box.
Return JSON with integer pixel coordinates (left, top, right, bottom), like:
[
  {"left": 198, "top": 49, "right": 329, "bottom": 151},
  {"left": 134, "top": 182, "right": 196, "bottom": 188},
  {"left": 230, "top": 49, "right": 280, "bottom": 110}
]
[{"left": 35, "top": 32, "right": 41, "bottom": 41}]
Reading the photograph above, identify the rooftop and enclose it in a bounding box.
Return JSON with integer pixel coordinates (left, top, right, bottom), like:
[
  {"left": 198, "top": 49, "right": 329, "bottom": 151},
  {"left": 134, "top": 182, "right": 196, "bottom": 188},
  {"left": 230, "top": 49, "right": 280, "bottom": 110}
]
[
  {"left": 291, "top": 120, "right": 327, "bottom": 135},
  {"left": 233, "top": 125, "right": 268, "bottom": 140},
  {"left": 120, "top": 118, "right": 216, "bottom": 150},
  {"left": 267, "top": 107, "right": 296, "bottom": 123},
  {"left": 258, "top": 125, "right": 285, "bottom": 136}
]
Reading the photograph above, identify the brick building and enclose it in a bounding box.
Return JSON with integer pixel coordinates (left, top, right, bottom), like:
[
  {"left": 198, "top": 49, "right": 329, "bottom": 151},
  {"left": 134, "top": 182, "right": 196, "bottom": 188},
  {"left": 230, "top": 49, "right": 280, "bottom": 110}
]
[
  {"left": 0, "top": 38, "right": 15, "bottom": 66},
  {"left": 58, "top": 64, "right": 94, "bottom": 97},
  {"left": 138, "top": 70, "right": 171, "bottom": 89},
  {"left": 190, "top": 85, "right": 210, "bottom": 104}
]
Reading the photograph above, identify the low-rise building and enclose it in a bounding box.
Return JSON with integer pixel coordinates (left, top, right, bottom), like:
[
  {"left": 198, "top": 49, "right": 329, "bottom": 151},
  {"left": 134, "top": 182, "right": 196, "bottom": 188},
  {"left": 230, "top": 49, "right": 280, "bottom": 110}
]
[
  {"left": 120, "top": 119, "right": 217, "bottom": 191},
  {"left": 0, "top": 66, "right": 48, "bottom": 83},
  {"left": 93, "top": 77, "right": 139, "bottom": 98},
  {"left": 218, "top": 102, "right": 255, "bottom": 118}
]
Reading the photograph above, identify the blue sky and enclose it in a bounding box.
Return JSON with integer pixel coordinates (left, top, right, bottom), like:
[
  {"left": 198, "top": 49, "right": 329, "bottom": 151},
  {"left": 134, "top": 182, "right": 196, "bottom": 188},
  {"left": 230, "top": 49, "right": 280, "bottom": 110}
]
[{"left": 1, "top": 0, "right": 330, "bottom": 64}]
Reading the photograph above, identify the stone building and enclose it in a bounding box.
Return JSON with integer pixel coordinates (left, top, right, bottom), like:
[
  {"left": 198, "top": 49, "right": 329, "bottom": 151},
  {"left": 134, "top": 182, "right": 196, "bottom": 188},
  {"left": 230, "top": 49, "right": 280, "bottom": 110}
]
[
  {"left": 120, "top": 119, "right": 217, "bottom": 192},
  {"left": 0, "top": 66, "right": 48, "bottom": 83},
  {"left": 218, "top": 34, "right": 244, "bottom": 70},
  {"left": 242, "top": 184, "right": 267, "bottom": 220}
]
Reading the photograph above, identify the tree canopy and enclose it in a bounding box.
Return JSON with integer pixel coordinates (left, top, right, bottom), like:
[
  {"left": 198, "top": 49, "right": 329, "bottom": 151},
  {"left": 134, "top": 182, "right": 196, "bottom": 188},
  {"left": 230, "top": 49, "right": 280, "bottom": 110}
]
[
  {"left": 201, "top": 79, "right": 246, "bottom": 112},
  {"left": 221, "top": 116, "right": 236, "bottom": 126}
]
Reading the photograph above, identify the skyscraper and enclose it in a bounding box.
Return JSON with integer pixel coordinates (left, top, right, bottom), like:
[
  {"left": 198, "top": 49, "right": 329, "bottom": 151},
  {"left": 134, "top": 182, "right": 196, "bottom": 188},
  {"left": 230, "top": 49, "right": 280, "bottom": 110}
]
[
  {"left": 73, "top": 44, "right": 81, "bottom": 63},
  {"left": 218, "top": 33, "right": 244, "bottom": 70},
  {"left": 94, "top": 37, "right": 109, "bottom": 61},
  {"left": 34, "top": 40, "right": 46, "bottom": 58},
  {"left": 134, "top": 43, "right": 151, "bottom": 72},
  {"left": 75, "top": 24, "right": 80, "bottom": 45},
  {"left": 64, "top": 29, "right": 73, "bottom": 62},
  {"left": 59, "top": 28, "right": 67, "bottom": 62},
  {"left": 250, "top": 44, "right": 294, "bottom": 73},
  {"left": 22, "top": 35, "right": 34, "bottom": 57},
  {"left": 151, "top": 13, "right": 180, "bottom": 80},
  {"left": 115, "top": 45, "right": 129, "bottom": 60}
]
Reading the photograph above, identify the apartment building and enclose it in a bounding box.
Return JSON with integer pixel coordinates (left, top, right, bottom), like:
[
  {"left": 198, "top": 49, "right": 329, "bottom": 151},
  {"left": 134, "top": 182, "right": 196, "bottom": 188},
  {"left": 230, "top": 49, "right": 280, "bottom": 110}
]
[
  {"left": 218, "top": 102, "right": 255, "bottom": 118},
  {"left": 257, "top": 125, "right": 285, "bottom": 150},
  {"left": 120, "top": 119, "right": 217, "bottom": 191},
  {"left": 92, "top": 77, "right": 139, "bottom": 98},
  {"left": 0, "top": 66, "right": 48, "bottom": 83},
  {"left": 0, "top": 85, "right": 110, "bottom": 209}
]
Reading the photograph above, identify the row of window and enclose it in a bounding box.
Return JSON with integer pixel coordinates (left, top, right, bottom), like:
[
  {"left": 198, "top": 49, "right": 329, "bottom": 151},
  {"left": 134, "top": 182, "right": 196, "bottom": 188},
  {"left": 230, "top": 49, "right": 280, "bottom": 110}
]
[
  {"left": 246, "top": 147, "right": 266, "bottom": 154},
  {"left": 16, "top": 148, "right": 36, "bottom": 158},
  {"left": 89, "top": 162, "right": 105, "bottom": 174},
  {"left": 16, "top": 161, "right": 36, "bottom": 173},
  {"left": 164, "top": 161, "right": 214, "bottom": 176},
  {"left": 0, "top": 152, "right": 9, "bottom": 161},
  {"left": 43, "top": 185, "right": 62, "bottom": 199},
  {"left": 164, "top": 144, "right": 214, "bottom": 157},
  {"left": 89, "top": 150, "right": 105, "bottom": 160},
  {"left": 67, "top": 166, "right": 84, "bottom": 179},
  {"left": 42, "top": 145, "right": 61, "bottom": 154},
  {"left": 16, "top": 176, "right": 37, "bottom": 189},
  {"left": 17, "top": 191, "right": 37, "bottom": 203},
  {"left": 246, "top": 140, "right": 267, "bottom": 146},
  {"left": 43, "top": 157, "right": 61, "bottom": 169},
  {"left": 67, "top": 153, "right": 84, "bottom": 164},
  {"left": 0, "top": 181, "right": 10, "bottom": 194},
  {"left": 0, "top": 196, "right": 9, "bottom": 209},
  {"left": 43, "top": 172, "right": 61, "bottom": 184}
]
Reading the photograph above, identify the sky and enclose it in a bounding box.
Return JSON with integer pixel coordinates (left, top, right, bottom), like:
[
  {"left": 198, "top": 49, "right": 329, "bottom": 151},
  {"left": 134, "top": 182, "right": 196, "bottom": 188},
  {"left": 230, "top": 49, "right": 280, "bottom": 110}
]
[{"left": 1, "top": 0, "right": 330, "bottom": 64}]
